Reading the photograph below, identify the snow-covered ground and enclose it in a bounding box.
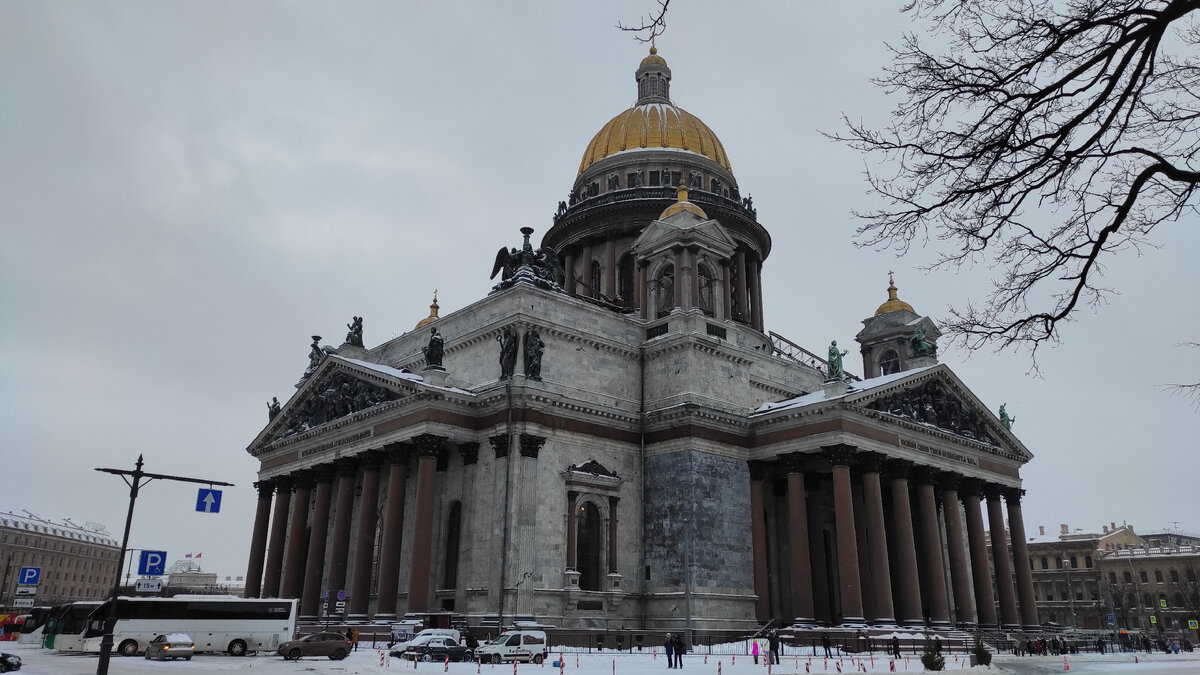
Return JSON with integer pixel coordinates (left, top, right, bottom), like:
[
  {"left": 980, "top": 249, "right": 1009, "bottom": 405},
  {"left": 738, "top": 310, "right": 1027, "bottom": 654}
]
[{"left": 3, "top": 641, "right": 1199, "bottom": 675}]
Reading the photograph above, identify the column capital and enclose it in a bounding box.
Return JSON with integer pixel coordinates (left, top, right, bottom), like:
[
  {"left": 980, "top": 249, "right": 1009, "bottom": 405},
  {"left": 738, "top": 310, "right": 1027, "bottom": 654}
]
[
  {"left": 384, "top": 442, "right": 411, "bottom": 465},
  {"left": 292, "top": 469, "right": 317, "bottom": 489},
  {"left": 884, "top": 458, "right": 913, "bottom": 479},
  {"left": 459, "top": 441, "right": 480, "bottom": 466},
  {"left": 489, "top": 434, "right": 510, "bottom": 458},
  {"left": 357, "top": 449, "right": 385, "bottom": 471},
  {"left": 912, "top": 465, "right": 939, "bottom": 486},
  {"left": 780, "top": 452, "right": 807, "bottom": 475},
  {"left": 335, "top": 458, "right": 359, "bottom": 478},
  {"left": 958, "top": 476, "right": 985, "bottom": 498},
  {"left": 983, "top": 482, "right": 1004, "bottom": 500},
  {"left": 748, "top": 459, "right": 770, "bottom": 481},
  {"left": 856, "top": 451, "right": 885, "bottom": 474},
  {"left": 936, "top": 471, "right": 962, "bottom": 492},
  {"left": 1002, "top": 486, "right": 1026, "bottom": 503},
  {"left": 413, "top": 433, "right": 446, "bottom": 458},
  {"left": 254, "top": 479, "right": 276, "bottom": 496},
  {"left": 519, "top": 433, "right": 546, "bottom": 458},
  {"left": 311, "top": 464, "right": 337, "bottom": 483},
  {"left": 821, "top": 443, "right": 858, "bottom": 467},
  {"left": 272, "top": 475, "right": 293, "bottom": 493}
]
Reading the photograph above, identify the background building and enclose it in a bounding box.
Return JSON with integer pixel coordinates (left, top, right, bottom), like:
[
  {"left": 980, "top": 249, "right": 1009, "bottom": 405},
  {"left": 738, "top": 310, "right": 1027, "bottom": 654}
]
[{"left": 0, "top": 510, "right": 119, "bottom": 609}]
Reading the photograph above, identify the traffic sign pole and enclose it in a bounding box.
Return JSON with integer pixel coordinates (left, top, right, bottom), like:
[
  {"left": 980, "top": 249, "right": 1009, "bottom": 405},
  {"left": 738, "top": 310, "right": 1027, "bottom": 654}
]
[{"left": 93, "top": 455, "right": 233, "bottom": 675}]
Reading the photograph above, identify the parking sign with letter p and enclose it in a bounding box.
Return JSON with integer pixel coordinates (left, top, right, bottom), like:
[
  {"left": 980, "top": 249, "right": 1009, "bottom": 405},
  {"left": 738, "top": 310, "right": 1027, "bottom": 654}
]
[{"left": 18, "top": 567, "right": 41, "bottom": 585}]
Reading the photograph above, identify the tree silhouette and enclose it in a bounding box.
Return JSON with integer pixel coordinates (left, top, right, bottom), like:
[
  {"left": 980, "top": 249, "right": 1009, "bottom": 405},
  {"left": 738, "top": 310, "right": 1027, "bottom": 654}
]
[{"left": 834, "top": 0, "right": 1200, "bottom": 377}]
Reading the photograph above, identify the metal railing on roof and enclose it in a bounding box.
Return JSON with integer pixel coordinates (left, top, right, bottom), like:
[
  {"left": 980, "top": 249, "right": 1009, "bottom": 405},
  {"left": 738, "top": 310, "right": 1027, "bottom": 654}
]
[{"left": 769, "top": 331, "right": 861, "bottom": 381}]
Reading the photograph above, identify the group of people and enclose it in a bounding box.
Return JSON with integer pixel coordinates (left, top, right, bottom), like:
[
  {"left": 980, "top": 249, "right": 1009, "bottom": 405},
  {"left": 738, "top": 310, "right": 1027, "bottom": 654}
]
[
  {"left": 662, "top": 633, "right": 685, "bottom": 668},
  {"left": 750, "top": 630, "right": 782, "bottom": 665}
]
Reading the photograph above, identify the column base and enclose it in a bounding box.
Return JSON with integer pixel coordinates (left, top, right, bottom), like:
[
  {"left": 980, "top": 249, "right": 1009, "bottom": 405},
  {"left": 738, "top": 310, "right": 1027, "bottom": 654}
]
[
  {"left": 839, "top": 617, "right": 868, "bottom": 628},
  {"left": 298, "top": 614, "right": 320, "bottom": 624},
  {"left": 898, "top": 619, "right": 925, "bottom": 629},
  {"left": 346, "top": 614, "right": 369, "bottom": 623},
  {"left": 1002, "top": 623, "right": 1022, "bottom": 631},
  {"left": 372, "top": 613, "right": 397, "bottom": 623},
  {"left": 868, "top": 619, "right": 900, "bottom": 628},
  {"left": 1020, "top": 624, "right": 1041, "bottom": 632},
  {"left": 955, "top": 621, "right": 977, "bottom": 631},
  {"left": 927, "top": 620, "right": 954, "bottom": 630},
  {"left": 791, "top": 617, "right": 818, "bottom": 629}
]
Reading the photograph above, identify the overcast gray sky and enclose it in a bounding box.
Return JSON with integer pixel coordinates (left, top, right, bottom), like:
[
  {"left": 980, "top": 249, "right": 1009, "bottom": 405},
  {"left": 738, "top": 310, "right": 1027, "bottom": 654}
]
[{"left": 2, "top": 2, "right": 1196, "bottom": 583}]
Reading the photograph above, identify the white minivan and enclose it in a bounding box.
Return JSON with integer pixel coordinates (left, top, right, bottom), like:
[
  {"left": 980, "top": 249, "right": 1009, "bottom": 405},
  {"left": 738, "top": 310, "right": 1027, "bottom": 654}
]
[{"left": 474, "top": 630, "right": 548, "bottom": 664}]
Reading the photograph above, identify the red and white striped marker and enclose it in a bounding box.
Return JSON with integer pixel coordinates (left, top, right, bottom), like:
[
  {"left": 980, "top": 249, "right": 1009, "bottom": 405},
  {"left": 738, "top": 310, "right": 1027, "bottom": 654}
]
[
  {"left": 445, "top": 655, "right": 450, "bottom": 672},
  {"left": 1063, "top": 655, "right": 1070, "bottom": 671},
  {"left": 718, "top": 661, "right": 723, "bottom": 675}
]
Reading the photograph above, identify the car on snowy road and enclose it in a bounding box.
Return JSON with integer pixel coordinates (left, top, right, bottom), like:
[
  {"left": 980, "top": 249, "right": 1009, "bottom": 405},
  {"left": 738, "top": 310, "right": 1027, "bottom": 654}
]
[
  {"left": 144, "top": 633, "right": 194, "bottom": 661},
  {"left": 394, "top": 635, "right": 474, "bottom": 662},
  {"left": 276, "top": 631, "right": 351, "bottom": 660}
]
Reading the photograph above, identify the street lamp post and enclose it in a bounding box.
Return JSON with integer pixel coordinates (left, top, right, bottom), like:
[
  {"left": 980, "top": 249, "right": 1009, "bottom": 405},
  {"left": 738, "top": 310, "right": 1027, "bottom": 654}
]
[
  {"left": 93, "top": 455, "right": 233, "bottom": 675},
  {"left": 1062, "top": 559, "right": 1077, "bottom": 630}
]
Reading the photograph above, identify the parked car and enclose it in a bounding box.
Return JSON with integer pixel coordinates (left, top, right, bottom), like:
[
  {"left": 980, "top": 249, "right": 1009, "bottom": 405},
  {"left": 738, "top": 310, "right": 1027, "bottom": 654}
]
[
  {"left": 398, "top": 635, "right": 473, "bottom": 662},
  {"left": 474, "top": 630, "right": 548, "bottom": 664},
  {"left": 277, "top": 632, "right": 352, "bottom": 661},
  {"left": 144, "top": 633, "right": 195, "bottom": 661},
  {"left": 0, "top": 651, "right": 21, "bottom": 672}
]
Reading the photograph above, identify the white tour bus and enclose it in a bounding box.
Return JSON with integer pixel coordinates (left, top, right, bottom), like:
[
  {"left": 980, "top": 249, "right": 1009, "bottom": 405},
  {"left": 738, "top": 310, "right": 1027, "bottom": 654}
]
[{"left": 65, "top": 595, "right": 297, "bottom": 656}]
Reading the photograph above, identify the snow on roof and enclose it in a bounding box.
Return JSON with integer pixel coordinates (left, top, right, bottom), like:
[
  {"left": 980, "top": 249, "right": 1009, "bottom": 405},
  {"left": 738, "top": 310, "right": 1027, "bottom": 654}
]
[
  {"left": 754, "top": 366, "right": 934, "bottom": 415},
  {"left": 0, "top": 511, "right": 118, "bottom": 547},
  {"left": 334, "top": 356, "right": 476, "bottom": 396}
]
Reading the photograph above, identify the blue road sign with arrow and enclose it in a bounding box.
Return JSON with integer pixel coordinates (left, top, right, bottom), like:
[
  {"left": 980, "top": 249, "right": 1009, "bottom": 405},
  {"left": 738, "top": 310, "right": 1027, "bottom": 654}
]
[{"left": 196, "top": 488, "right": 222, "bottom": 513}]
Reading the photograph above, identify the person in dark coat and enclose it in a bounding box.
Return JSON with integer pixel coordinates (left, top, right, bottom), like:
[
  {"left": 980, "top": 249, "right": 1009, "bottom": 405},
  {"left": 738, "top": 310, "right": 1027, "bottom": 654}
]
[
  {"left": 822, "top": 635, "right": 832, "bottom": 658},
  {"left": 664, "top": 633, "right": 675, "bottom": 668},
  {"left": 673, "top": 634, "right": 684, "bottom": 668},
  {"left": 768, "top": 631, "right": 780, "bottom": 664},
  {"left": 892, "top": 636, "right": 901, "bottom": 659}
]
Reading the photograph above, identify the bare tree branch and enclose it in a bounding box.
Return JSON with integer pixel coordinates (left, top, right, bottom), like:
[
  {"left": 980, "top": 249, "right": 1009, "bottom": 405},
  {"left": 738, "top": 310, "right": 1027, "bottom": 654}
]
[
  {"left": 831, "top": 0, "right": 1200, "bottom": 367},
  {"left": 617, "top": 0, "right": 670, "bottom": 44}
]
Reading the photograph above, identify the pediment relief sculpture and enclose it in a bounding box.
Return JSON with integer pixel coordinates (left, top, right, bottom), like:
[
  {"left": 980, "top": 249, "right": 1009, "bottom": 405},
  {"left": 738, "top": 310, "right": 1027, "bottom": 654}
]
[
  {"left": 865, "top": 379, "right": 996, "bottom": 445},
  {"left": 567, "top": 458, "right": 618, "bottom": 478},
  {"left": 275, "top": 372, "right": 398, "bottom": 440}
]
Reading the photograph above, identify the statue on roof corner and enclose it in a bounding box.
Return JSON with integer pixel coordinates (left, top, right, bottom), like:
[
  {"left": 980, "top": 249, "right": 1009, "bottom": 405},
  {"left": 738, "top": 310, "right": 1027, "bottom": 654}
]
[
  {"left": 498, "top": 328, "right": 519, "bottom": 379},
  {"left": 345, "top": 316, "right": 364, "bottom": 347},
  {"left": 267, "top": 397, "right": 281, "bottom": 420},
  {"left": 827, "top": 340, "right": 848, "bottom": 382},
  {"left": 1000, "top": 403, "right": 1016, "bottom": 430},
  {"left": 911, "top": 325, "right": 937, "bottom": 357},
  {"left": 423, "top": 327, "right": 444, "bottom": 369},
  {"left": 489, "top": 227, "right": 565, "bottom": 293}
]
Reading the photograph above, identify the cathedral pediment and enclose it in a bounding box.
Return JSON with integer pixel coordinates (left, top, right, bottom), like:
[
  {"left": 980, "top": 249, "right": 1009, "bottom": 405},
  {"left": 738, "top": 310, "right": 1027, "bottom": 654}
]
[
  {"left": 632, "top": 213, "right": 738, "bottom": 259},
  {"left": 250, "top": 356, "right": 424, "bottom": 452},
  {"left": 844, "top": 365, "right": 1032, "bottom": 462}
]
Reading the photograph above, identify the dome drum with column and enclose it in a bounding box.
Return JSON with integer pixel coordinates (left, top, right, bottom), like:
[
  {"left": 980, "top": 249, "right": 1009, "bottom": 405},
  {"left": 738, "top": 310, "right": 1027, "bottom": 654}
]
[{"left": 544, "top": 47, "right": 770, "bottom": 329}]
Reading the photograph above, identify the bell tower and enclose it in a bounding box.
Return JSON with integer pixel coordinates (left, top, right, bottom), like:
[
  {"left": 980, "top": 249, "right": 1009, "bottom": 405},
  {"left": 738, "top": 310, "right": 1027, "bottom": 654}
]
[{"left": 855, "top": 273, "right": 940, "bottom": 378}]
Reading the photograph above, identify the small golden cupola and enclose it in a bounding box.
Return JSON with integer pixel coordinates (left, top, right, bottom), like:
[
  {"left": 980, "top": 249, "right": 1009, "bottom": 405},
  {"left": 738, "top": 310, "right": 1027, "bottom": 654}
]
[
  {"left": 874, "top": 272, "right": 915, "bottom": 316},
  {"left": 658, "top": 183, "right": 708, "bottom": 220},
  {"left": 414, "top": 290, "right": 440, "bottom": 329}
]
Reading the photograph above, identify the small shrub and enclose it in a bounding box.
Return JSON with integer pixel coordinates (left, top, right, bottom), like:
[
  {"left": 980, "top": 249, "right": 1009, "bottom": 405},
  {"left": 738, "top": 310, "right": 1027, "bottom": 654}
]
[
  {"left": 921, "top": 636, "right": 945, "bottom": 671},
  {"left": 972, "top": 635, "right": 992, "bottom": 666}
]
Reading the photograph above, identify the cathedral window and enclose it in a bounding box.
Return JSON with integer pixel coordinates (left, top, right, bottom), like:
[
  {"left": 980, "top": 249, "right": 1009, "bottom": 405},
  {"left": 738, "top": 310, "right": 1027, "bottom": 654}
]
[
  {"left": 880, "top": 350, "right": 900, "bottom": 375},
  {"left": 443, "top": 501, "right": 462, "bottom": 589},
  {"left": 577, "top": 501, "right": 602, "bottom": 591},
  {"left": 618, "top": 253, "right": 635, "bottom": 308},
  {"left": 589, "top": 261, "right": 601, "bottom": 299},
  {"left": 697, "top": 264, "right": 715, "bottom": 316},
  {"left": 655, "top": 264, "right": 675, "bottom": 318}
]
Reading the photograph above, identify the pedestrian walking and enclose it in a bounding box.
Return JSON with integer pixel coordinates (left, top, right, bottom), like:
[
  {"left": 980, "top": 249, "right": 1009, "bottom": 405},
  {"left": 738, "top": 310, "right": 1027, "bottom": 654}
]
[
  {"left": 822, "top": 635, "right": 832, "bottom": 658},
  {"left": 664, "top": 633, "right": 675, "bottom": 668},
  {"left": 768, "top": 630, "right": 780, "bottom": 665},
  {"left": 352, "top": 627, "right": 360, "bottom": 652},
  {"left": 752, "top": 639, "right": 760, "bottom": 665},
  {"left": 891, "top": 636, "right": 901, "bottom": 659}
]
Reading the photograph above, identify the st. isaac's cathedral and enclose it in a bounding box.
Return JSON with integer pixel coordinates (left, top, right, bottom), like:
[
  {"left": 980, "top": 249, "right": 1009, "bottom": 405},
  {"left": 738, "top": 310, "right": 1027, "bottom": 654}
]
[{"left": 242, "top": 47, "right": 1042, "bottom": 636}]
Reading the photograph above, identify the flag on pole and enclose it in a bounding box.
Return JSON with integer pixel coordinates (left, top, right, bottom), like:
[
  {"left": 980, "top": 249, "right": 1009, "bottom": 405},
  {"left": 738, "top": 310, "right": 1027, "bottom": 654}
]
[
  {"left": 196, "top": 552, "right": 202, "bottom": 558},
  {"left": 184, "top": 553, "right": 192, "bottom": 558}
]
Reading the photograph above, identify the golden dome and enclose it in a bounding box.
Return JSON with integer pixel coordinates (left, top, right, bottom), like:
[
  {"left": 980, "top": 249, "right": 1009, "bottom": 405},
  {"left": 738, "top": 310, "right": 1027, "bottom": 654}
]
[
  {"left": 578, "top": 104, "right": 731, "bottom": 176},
  {"left": 659, "top": 183, "right": 708, "bottom": 219},
  {"left": 874, "top": 273, "right": 916, "bottom": 316},
  {"left": 577, "top": 48, "right": 732, "bottom": 176},
  {"left": 640, "top": 45, "right": 667, "bottom": 68},
  {"left": 415, "top": 290, "right": 440, "bottom": 329}
]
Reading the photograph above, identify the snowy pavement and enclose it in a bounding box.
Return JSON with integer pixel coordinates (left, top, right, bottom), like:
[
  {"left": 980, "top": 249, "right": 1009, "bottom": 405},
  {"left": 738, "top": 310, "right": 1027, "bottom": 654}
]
[{"left": 3, "top": 642, "right": 1199, "bottom": 675}]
